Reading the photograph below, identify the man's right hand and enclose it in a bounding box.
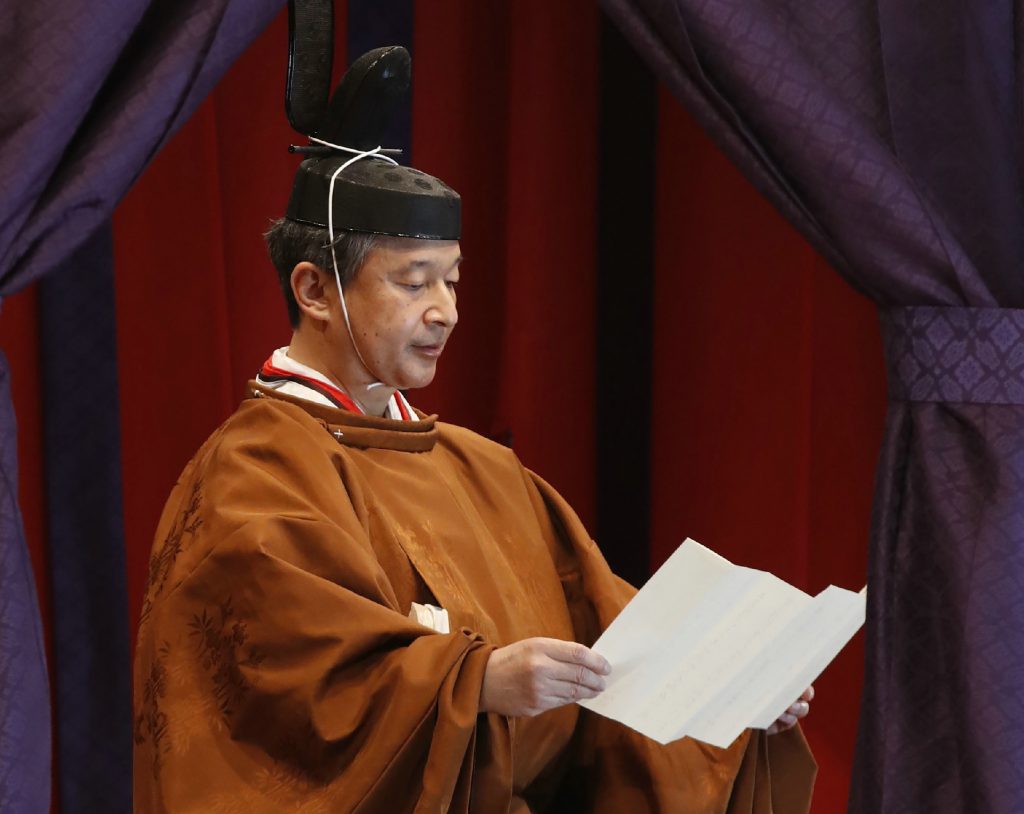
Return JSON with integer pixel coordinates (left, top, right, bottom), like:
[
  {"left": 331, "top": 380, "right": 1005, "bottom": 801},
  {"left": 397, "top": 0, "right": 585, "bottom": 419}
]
[{"left": 479, "top": 637, "right": 611, "bottom": 717}]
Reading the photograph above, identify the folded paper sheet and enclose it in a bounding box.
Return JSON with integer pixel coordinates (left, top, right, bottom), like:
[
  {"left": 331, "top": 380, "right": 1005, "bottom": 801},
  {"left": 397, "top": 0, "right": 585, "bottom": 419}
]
[{"left": 579, "top": 538, "right": 866, "bottom": 749}]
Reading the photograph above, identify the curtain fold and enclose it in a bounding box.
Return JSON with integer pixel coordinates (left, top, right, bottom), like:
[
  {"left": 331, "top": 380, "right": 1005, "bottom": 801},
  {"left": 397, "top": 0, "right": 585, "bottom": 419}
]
[
  {"left": 0, "top": 353, "right": 50, "bottom": 814},
  {"left": 602, "top": 0, "right": 1024, "bottom": 811},
  {"left": 0, "top": 2, "right": 285, "bottom": 810},
  {"left": 1, "top": 0, "right": 286, "bottom": 294},
  {"left": 39, "top": 224, "right": 131, "bottom": 812}
]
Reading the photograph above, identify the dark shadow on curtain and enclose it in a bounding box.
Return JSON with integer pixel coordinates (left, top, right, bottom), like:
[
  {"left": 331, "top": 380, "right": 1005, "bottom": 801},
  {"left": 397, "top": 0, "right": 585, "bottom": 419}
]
[
  {"left": 595, "top": 14, "right": 657, "bottom": 587},
  {"left": 39, "top": 224, "right": 131, "bottom": 813}
]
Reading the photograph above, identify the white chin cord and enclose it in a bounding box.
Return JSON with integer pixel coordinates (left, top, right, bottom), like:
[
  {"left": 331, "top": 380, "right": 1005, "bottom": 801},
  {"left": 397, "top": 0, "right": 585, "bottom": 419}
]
[{"left": 315, "top": 136, "right": 400, "bottom": 403}]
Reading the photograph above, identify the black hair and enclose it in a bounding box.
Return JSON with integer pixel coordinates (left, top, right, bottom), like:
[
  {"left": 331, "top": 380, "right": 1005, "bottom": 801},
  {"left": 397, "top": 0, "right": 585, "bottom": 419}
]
[{"left": 263, "top": 218, "right": 381, "bottom": 328}]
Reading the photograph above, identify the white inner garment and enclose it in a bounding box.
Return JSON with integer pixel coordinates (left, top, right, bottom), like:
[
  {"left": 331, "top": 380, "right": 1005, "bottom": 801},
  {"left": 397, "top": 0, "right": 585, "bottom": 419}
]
[{"left": 259, "top": 347, "right": 414, "bottom": 420}]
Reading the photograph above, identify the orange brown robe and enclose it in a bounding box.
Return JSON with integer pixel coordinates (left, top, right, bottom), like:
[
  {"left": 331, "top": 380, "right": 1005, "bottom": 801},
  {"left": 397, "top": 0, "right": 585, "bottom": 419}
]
[{"left": 133, "top": 384, "right": 816, "bottom": 813}]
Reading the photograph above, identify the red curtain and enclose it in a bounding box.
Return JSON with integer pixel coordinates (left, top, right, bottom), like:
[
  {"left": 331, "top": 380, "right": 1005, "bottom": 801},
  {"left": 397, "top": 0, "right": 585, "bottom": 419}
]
[
  {"left": 0, "top": 1, "right": 886, "bottom": 810},
  {"left": 651, "top": 86, "right": 887, "bottom": 810}
]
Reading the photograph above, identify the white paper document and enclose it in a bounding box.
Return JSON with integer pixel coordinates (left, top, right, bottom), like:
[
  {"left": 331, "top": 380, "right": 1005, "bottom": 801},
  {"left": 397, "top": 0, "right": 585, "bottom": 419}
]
[{"left": 578, "top": 538, "right": 866, "bottom": 749}]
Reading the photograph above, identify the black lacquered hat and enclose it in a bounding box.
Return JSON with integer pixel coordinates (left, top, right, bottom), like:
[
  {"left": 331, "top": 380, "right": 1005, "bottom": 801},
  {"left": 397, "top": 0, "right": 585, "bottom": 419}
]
[{"left": 283, "top": 3, "right": 460, "bottom": 239}]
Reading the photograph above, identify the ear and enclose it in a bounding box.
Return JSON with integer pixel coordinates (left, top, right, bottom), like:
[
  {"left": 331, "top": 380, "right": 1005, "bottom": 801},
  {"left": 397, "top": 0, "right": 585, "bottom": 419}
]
[{"left": 291, "top": 261, "right": 334, "bottom": 323}]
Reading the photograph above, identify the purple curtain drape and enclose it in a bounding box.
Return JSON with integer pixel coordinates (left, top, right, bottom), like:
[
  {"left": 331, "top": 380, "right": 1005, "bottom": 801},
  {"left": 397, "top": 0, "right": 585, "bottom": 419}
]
[
  {"left": 0, "top": 1, "right": 283, "bottom": 810},
  {"left": 601, "top": 1, "right": 1024, "bottom": 812}
]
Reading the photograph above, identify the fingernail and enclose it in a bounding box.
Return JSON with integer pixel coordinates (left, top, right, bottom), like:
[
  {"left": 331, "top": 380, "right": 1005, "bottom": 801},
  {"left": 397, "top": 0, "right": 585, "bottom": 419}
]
[{"left": 600, "top": 659, "right": 612, "bottom": 675}]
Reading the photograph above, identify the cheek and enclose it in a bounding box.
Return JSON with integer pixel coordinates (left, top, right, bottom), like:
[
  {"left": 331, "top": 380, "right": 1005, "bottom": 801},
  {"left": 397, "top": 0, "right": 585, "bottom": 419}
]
[
  {"left": 350, "top": 294, "right": 394, "bottom": 338},
  {"left": 359, "top": 306, "right": 418, "bottom": 353}
]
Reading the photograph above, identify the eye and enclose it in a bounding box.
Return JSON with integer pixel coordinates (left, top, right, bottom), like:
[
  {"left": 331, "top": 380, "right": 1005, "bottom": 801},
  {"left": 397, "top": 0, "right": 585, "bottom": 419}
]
[
  {"left": 402, "top": 283, "right": 424, "bottom": 292},
  {"left": 445, "top": 279, "right": 459, "bottom": 290}
]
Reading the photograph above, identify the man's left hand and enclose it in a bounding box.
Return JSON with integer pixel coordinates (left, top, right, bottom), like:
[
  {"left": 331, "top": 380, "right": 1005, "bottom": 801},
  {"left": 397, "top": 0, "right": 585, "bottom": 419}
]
[{"left": 766, "top": 685, "right": 814, "bottom": 735}]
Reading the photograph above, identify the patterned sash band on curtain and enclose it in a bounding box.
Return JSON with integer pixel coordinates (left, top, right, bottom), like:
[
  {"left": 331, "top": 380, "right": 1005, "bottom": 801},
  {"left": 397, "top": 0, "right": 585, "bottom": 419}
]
[{"left": 880, "top": 306, "right": 1024, "bottom": 405}]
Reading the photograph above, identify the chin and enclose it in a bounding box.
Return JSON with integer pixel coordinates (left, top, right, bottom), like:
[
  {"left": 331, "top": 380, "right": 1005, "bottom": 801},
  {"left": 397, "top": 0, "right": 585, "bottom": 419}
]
[
  {"left": 400, "top": 376, "right": 436, "bottom": 391},
  {"left": 392, "top": 369, "right": 437, "bottom": 391}
]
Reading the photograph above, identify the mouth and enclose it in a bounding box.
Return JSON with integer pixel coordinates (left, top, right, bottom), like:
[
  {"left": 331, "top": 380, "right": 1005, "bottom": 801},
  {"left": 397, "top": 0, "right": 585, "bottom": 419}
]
[{"left": 410, "top": 342, "right": 445, "bottom": 359}]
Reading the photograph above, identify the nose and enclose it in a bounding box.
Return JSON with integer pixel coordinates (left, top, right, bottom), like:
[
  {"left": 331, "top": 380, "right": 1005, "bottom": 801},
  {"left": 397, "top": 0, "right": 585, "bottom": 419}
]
[{"left": 425, "top": 281, "right": 458, "bottom": 329}]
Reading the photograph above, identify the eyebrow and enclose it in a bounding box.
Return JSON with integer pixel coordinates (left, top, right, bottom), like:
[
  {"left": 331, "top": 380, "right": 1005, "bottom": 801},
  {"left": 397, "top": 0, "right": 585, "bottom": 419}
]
[{"left": 407, "top": 255, "right": 464, "bottom": 270}]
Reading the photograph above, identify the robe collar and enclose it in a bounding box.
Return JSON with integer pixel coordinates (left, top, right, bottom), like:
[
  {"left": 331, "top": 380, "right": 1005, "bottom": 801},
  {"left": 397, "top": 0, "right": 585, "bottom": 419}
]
[
  {"left": 257, "top": 347, "right": 415, "bottom": 419},
  {"left": 247, "top": 380, "right": 439, "bottom": 453}
]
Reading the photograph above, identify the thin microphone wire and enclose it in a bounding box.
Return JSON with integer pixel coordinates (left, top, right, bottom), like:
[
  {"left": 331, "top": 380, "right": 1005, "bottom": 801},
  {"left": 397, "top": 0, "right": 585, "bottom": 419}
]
[{"left": 324, "top": 145, "right": 399, "bottom": 401}]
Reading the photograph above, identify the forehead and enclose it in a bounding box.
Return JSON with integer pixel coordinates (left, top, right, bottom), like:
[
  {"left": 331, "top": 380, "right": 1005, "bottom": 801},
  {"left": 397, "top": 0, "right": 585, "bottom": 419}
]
[{"left": 362, "top": 237, "right": 462, "bottom": 274}]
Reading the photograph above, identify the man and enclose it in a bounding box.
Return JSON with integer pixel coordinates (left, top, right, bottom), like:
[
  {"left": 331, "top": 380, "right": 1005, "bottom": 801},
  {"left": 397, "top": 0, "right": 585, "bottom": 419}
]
[{"left": 133, "top": 46, "right": 816, "bottom": 812}]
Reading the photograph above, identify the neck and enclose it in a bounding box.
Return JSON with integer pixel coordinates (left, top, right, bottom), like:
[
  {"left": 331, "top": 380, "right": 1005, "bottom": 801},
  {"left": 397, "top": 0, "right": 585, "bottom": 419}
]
[{"left": 287, "top": 327, "right": 396, "bottom": 416}]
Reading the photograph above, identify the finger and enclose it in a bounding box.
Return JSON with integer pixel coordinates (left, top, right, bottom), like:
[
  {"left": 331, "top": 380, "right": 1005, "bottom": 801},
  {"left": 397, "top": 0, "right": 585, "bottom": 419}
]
[
  {"left": 546, "top": 679, "right": 604, "bottom": 704},
  {"left": 526, "top": 684, "right": 601, "bottom": 716},
  {"left": 801, "top": 686, "right": 815, "bottom": 702},
  {"left": 542, "top": 640, "right": 611, "bottom": 676},
  {"left": 591, "top": 650, "right": 612, "bottom": 676},
  {"left": 776, "top": 713, "right": 798, "bottom": 729},
  {"left": 786, "top": 700, "right": 810, "bottom": 719},
  {"left": 543, "top": 660, "right": 608, "bottom": 693}
]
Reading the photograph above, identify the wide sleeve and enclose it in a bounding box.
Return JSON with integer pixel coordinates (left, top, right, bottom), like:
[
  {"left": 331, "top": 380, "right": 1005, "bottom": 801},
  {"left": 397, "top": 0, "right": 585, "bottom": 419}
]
[
  {"left": 133, "top": 407, "right": 513, "bottom": 813},
  {"left": 521, "top": 469, "right": 817, "bottom": 814}
]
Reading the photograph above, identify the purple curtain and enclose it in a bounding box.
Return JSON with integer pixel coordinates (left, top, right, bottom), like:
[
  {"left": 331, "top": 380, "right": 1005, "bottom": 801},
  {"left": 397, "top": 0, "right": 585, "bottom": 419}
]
[
  {"left": 601, "top": 1, "right": 1024, "bottom": 812},
  {"left": 0, "top": 1, "right": 283, "bottom": 810}
]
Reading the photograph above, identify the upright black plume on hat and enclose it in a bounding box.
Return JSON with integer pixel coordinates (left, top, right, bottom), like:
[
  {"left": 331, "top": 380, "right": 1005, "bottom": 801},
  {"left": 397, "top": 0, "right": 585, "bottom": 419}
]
[{"left": 283, "top": 0, "right": 460, "bottom": 240}]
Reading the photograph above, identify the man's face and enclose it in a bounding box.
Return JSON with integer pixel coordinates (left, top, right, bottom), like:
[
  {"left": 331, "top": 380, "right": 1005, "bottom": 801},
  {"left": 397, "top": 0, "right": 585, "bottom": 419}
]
[{"left": 340, "top": 238, "right": 461, "bottom": 390}]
